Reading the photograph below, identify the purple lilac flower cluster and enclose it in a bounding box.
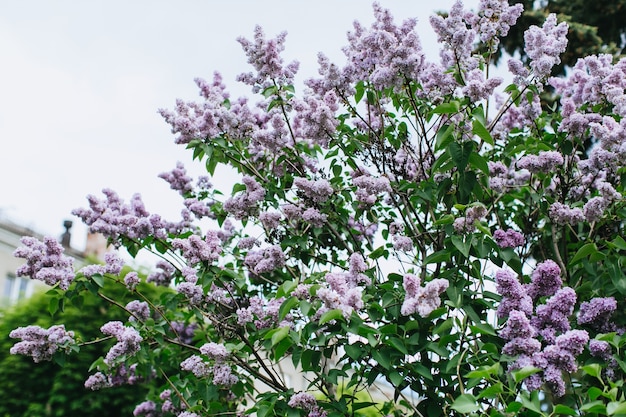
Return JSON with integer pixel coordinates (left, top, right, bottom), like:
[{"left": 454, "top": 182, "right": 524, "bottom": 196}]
[
  {"left": 493, "top": 229, "right": 524, "bottom": 248},
  {"left": 522, "top": 14, "right": 568, "bottom": 81},
  {"left": 180, "top": 342, "right": 238, "bottom": 386},
  {"left": 79, "top": 251, "right": 125, "bottom": 278},
  {"left": 172, "top": 231, "right": 222, "bottom": 266},
  {"left": 223, "top": 176, "right": 265, "bottom": 219},
  {"left": 316, "top": 253, "right": 371, "bottom": 319},
  {"left": 147, "top": 260, "right": 176, "bottom": 287},
  {"left": 244, "top": 244, "right": 286, "bottom": 275},
  {"left": 72, "top": 189, "right": 185, "bottom": 243},
  {"left": 453, "top": 205, "right": 487, "bottom": 233},
  {"left": 400, "top": 274, "right": 449, "bottom": 318},
  {"left": 473, "top": 0, "right": 523, "bottom": 48},
  {"left": 85, "top": 363, "right": 142, "bottom": 391},
  {"left": 237, "top": 295, "right": 292, "bottom": 329},
  {"left": 293, "top": 177, "right": 334, "bottom": 203},
  {"left": 9, "top": 324, "right": 75, "bottom": 363},
  {"left": 516, "top": 151, "right": 564, "bottom": 173},
  {"left": 288, "top": 392, "right": 327, "bottom": 417},
  {"left": 100, "top": 321, "right": 143, "bottom": 365},
  {"left": 351, "top": 168, "right": 391, "bottom": 205},
  {"left": 13, "top": 236, "right": 75, "bottom": 290},
  {"left": 494, "top": 260, "right": 612, "bottom": 397},
  {"left": 159, "top": 162, "right": 194, "bottom": 196},
  {"left": 126, "top": 300, "right": 151, "bottom": 322}
]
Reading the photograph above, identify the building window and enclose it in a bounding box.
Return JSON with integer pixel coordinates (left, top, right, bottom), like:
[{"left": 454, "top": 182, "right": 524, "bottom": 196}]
[{"left": 3, "top": 273, "right": 30, "bottom": 304}]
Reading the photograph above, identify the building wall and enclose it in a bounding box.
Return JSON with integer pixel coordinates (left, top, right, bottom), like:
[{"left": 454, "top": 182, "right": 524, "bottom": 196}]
[{"left": 0, "top": 220, "right": 86, "bottom": 307}]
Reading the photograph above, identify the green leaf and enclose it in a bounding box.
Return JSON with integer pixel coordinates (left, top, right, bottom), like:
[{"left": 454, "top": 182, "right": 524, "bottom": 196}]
[
  {"left": 582, "top": 363, "right": 602, "bottom": 379},
  {"left": 570, "top": 242, "right": 598, "bottom": 265},
  {"left": 424, "top": 250, "right": 451, "bottom": 264},
  {"left": 466, "top": 363, "right": 500, "bottom": 379},
  {"left": 477, "top": 382, "right": 504, "bottom": 399},
  {"left": 270, "top": 326, "right": 289, "bottom": 347},
  {"left": 319, "top": 309, "right": 343, "bottom": 325},
  {"left": 472, "top": 119, "right": 493, "bottom": 145},
  {"left": 278, "top": 297, "right": 299, "bottom": 321},
  {"left": 608, "top": 401, "right": 626, "bottom": 416},
  {"left": 512, "top": 366, "right": 542, "bottom": 383},
  {"left": 388, "top": 371, "right": 404, "bottom": 387},
  {"left": 581, "top": 401, "right": 607, "bottom": 414},
  {"left": 450, "top": 394, "right": 479, "bottom": 414},
  {"left": 610, "top": 236, "right": 626, "bottom": 250},
  {"left": 553, "top": 404, "right": 577, "bottom": 416},
  {"left": 91, "top": 274, "right": 105, "bottom": 288},
  {"left": 449, "top": 141, "right": 474, "bottom": 172},
  {"left": 433, "top": 101, "right": 460, "bottom": 114},
  {"left": 451, "top": 235, "right": 471, "bottom": 258}
]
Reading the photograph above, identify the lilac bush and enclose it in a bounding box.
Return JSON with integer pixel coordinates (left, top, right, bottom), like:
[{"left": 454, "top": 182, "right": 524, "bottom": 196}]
[{"left": 10, "top": 1, "right": 626, "bottom": 416}]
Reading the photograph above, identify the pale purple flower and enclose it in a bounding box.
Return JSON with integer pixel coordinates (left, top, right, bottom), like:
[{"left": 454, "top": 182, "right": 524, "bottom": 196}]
[
  {"left": 133, "top": 401, "right": 158, "bottom": 417},
  {"left": 555, "top": 329, "right": 589, "bottom": 356},
  {"left": 524, "top": 14, "right": 568, "bottom": 80},
  {"left": 289, "top": 392, "right": 318, "bottom": 411},
  {"left": 473, "top": 0, "right": 523, "bottom": 47},
  {"left": 401, "top": 274, "right": 449, "bottom": 318},
  {"left": 9, "top": 324, "right": 75, "bottom": 363},
  {"left": 238, "top": 237, "right": 258, "bottom": 250},
  {"left": 126, "top": 300, "right": 150, "bottom": 322},
  {"left": 184, "top": 198, "right": 211, "bottom": 219},
  {"left": 352, "top": 170, "right": 391, "bottom": 205},
  {"left": 294, "top": 177, "right": 333, "bottom": 203},
  {"left": 577, "top": 297, "right": 617, "bottom": 333},
  {"left": 211, "top": 363, "right": 238, "bottom": 386},
  {"left": 583, "top": 196, "right": 608, "bottom": 222},
  {"left": 532, "top": 287, "right": 577, "bottom": 343},
  {"left": 259, "top": 211, "right": 282, "bottom": 230},
  {"left": 170, "top": 321, "right": 197, "bottom": 345},
  {"left": 172, "top": 231, "right": 222, "bottom": 266},
  {"left": 100, "top": 321, "right": 143, "bottom": 364},
  {"left": 589, "top": 339, "right": 612, "bottom": 361},
  {"left": 177, "top": 282, "right": 204, "bottom": 305},
  {"left": 180, "top": 355, "right": 211, "bottom": 377},
  {"left": 147, "top": 260, "right": 176, "bottom": 286},
  {"left": 430, "top": 1, "right": 477, "bottom": 69},
  {"left": 200, "top": 342, "right": 229, "bottom": 362},
  {"left": 462, "top": 69, "right": 502, "bottom": 102},
  {"left": 549, "top": 202, "right": 584, "bottom": 225},
  {"left": 527, "top": 260, "right": 562, "bottom": 299},
  {"left": 516, "top": 151, "right": 564, "bottom": 173},
  {"left": 159, "top": 162, "right": 194, "bottom": 195},
  {"left": 124, "top": 271, "right": 140, "bottom": 291},
  {"left": 293, "top": 90, "right": 339, "bottom": 148},
  {"left": 236, "top": 25, "right": 299, "bottom": 92},
  {"left": 493, "top": 229, "right": 524, "bottom": 248},
  {"left": 84, "top": 372, "right": 111, "bottom": 390},
  {"left": 495, "top": 269, "right": 533, "bottom": 318},
  {"left": 244, "top": 245, "right": 286, "bottom": 274},
  {"left": 13, "top": 236, "right": 75, "bottom": 290},
  {"left": 454, "top": 205, "right": 487, "bottom": 233},
  {"left": 223, "top": 176, "right": 265, "bottom": 219},
  {"left": 302, "top": 207, "right": 327, "bottom": 227},
  {"left": 393, "top": 235, "right": 413, "bottom": 252}
]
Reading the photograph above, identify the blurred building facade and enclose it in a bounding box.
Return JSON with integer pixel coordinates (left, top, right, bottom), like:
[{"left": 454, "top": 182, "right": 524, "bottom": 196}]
[{"left": 0, "top": 219, "right": 96, "bottom": 306}]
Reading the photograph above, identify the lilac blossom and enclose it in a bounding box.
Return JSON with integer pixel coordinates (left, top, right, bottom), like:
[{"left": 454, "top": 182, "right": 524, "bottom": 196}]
[
  {"left": 147, "top": 260, "right": 176, "bottom": 287},
  {"left": 316, "top": 258, "right": 372, "bottom": 319},
  {"left": 236, "top": 25, "right": 299, "bottom": 92},
  {"left": 500, "top": 310, "right": 541, "bottom": 356},
  {"left": 473, "top": 0, "right": 523, "bottom": 48},
  {"left": 13, "top": 236, "right": 75, "bottom": 290},
  {"left": 289, "top": 392, "right": 318, "bottom": 411},
  {"left": 589, "top": 339, "right": 612, "bottom": 361},
  {"left": 430, "top": 1, "right": 477, "bottom": 70},
  {"left": 223, "top": 176, "right": 265, "bottom": 219},
  {"left": 9, "top": 324, "right": 75, "bottom": 363},
  {"left": 453, "top": 204, "right": 487, "bottom": 233},
  {"left": 393, "top": 235, "right": 413, "bottom": 252},
  {"left": 180, "top": 355, "right": 210, "bottom": 377},
  {"left": 293, "top": 177, "right": 333, "bottom": 203},
  {"left": 302, "top": 207, "right": 328, "bottom": 227},
  {"left": 244, "top": 244, "right": 286, "bottom": 274},
  {"left": 462, "top": 68, "right": 502, "bottom": 102},
  {"left": 183, "top": 198, "right": 211, "bottom": 219},
  {"left": 84, "top": 372, "right": 111, "bottom": 390},
  {"left": 516, "top": 151, "right": 564, "bottom": 173},
  {"left": 493, "top": 229, "right": 524, "bottom": 248},
  {"left": 532, "top": 287, "right": 576, "bottom": 344},
  {"left": 495, "top": 269, "right": 533, "bottom": 318},
  {"left": 351, "top": 169, "right": 391, "bottom": 205},
  {"left": 548, "top": 202, "right": 584, "bottom": 226},
  {"left": 340, "top": 3, "right": 425, "bottom": 90},
  {"left": 293, "top": 90, "right": 339, "bottom": 148},
  {"left": 259, "top": 210, "right": 282, "bottom": 230},
  {"left": 238, "top": 296, "right": 290, "bottom": 329},
  {"left": 527, "top": 260, "right": 562, "bottom": 300},
  {"left": 177, "top": 282, "right": 204, "bottom": 305},
  {"left": 178, "top": 413, "right": 199, "bottom": 417},
  {"left": 100, "top": 321, "right": 143, "bottom": 364},
  {"left": 172, "top": 231, "right": 222, "bottom": 265},
  {"left": 577, "top": 297, "right": 618, "bottom": 333},
  {"left": 159, "top": 162, "right": 194, "bottom": 196},
  {"left": 524, "top": 14, "right": 568, "bottom": 80},
  {"left": 200, "top": 342, "right": 229, "bottom": 362},
  {"left": 126, "top": 300, "right": 151, "bottom": 322},
  {"left": 400, "top": 274, "right": 449, "bottom": 318},
  {"left": 133, "top": 401, "right": 158, "bottom": 417},
  {"left": 170, "top": 321, "right": 197, "bottom": 345},
  {"left": 124, "top": 271, "right": 140, "bottom": 291},
  {"left": 211, "top": 363, "right": 238, "bottom": 386}
]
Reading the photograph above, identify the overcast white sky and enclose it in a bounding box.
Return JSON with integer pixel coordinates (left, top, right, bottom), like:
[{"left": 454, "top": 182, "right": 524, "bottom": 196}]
[{"left": 0, "top": 0, "right": 479, "bottom": 252}]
